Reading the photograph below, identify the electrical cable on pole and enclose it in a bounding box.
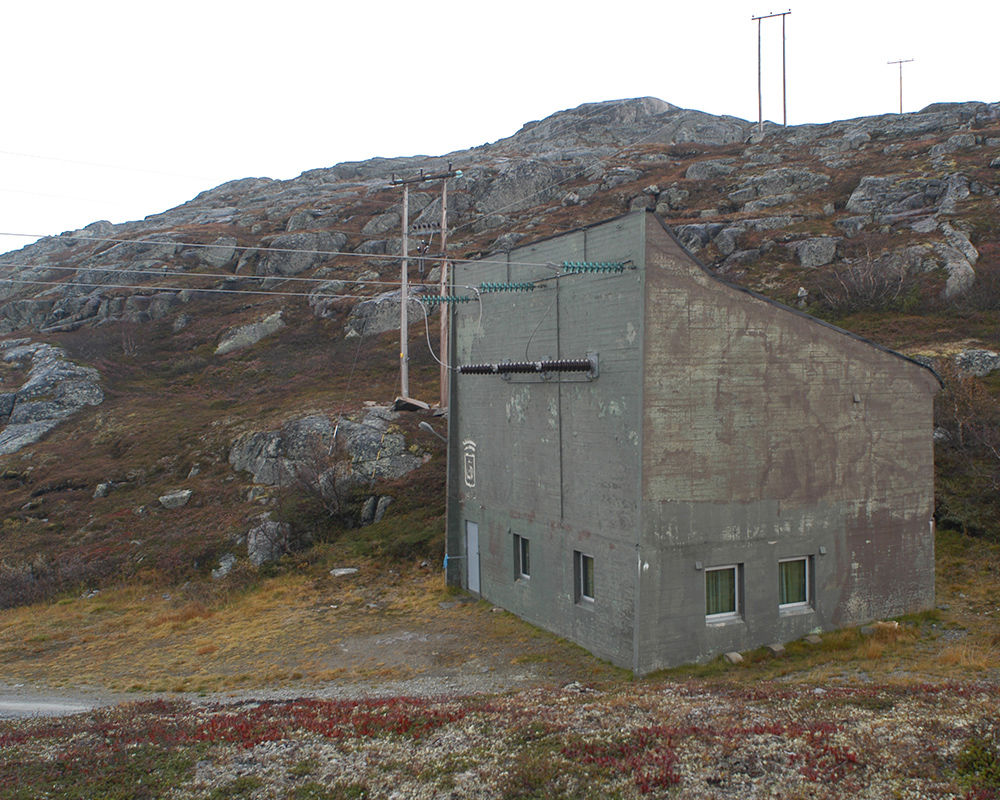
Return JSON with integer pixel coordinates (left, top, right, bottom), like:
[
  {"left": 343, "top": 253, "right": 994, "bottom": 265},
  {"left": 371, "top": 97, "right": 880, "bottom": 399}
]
[
  {"left": 390, "top": 165, "right": 461, "bottom": 410},
  {"left": 439, "top": 175, "right": 450, "bottom": 409}
]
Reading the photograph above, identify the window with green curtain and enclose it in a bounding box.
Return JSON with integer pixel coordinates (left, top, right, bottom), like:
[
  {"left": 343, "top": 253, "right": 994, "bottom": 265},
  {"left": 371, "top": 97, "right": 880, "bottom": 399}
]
[
  {"left": 706, "top": 566, "right": 737, "bottom": 616},
  {"left": 779, "top": 558, "right": 808, "bottom": 606}
]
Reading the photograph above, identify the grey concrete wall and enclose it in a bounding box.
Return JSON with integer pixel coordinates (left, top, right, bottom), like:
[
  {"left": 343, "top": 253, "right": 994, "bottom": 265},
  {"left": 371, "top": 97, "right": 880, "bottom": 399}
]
[
  {"left": 446, "top": 211, "right": 938, "bottom": 674},
  {"left": 447, "top": 214, "right": 646, "bottom": 668},
  {"left": 635, "top": 218, "right": 938, "bottom": 672}
]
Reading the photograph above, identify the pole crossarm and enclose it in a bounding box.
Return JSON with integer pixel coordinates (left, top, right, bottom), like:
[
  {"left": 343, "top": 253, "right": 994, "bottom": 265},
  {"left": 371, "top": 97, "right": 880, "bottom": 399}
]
[
  {"left": 390, "top": 163, "right": 462, "bottom": 186},
  {"left": 751, "top": 10, "right": 791, "bottom": 21}
]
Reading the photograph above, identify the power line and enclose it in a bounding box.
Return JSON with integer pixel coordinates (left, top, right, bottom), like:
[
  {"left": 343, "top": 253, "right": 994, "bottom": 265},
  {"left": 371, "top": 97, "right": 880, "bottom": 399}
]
[
  {"left": 5, "top": 98, "right": 656, "bottom": 256},
  {"left": 0, "top": 230, "right": 570, "bottom": 271},
  {"left": 0, "top": 148, "right": 213, "bottom": 180},
  {"left": 0, "top": 276, "right": 379, "bottom": 301},
  {"left": 0, "top": 260, "right": 443, "bottom": 290},
  {"left": 2, "top": 98, "right": 684, "bottom": 282}
]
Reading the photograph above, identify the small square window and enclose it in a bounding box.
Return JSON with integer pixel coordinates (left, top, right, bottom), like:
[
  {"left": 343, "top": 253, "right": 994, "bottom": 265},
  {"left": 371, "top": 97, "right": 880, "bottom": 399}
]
[
  {"left": 706, "top": 565, "right": 740, "bottom": 620},
  {"left": 779, "top": 557, "right": 811, "bottom": 608},
  {"left": 575, "top": 551, "right": 594, "bottom": 603},
  {"left": 514, "top": 534, "right": 530, "bottom": 579}
]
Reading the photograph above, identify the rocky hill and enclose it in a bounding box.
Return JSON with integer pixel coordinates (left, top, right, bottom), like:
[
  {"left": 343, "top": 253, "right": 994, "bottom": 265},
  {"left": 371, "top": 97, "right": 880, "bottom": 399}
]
[{"left": 1, "top": 97, "right": 999, "bottom": 604}]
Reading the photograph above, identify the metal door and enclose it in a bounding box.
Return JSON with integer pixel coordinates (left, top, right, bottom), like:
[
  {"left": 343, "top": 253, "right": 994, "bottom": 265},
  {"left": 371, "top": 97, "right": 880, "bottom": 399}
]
[{"left": 465, "top": 521, "right": 480, "bottom": 594}]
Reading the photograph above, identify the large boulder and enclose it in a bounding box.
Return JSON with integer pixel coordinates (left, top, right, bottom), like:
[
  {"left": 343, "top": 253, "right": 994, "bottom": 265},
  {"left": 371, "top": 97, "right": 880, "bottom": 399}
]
[
  {"left": 955, "top": 349, "right": 1000, "bottom": 377},
  {"left": 194, "top": 236, "right": 238, "bottom": 269},
  {"left": 0, "top": 340, "right": 104, "bottom": 455},
  {"left": 845, "top": 174, "right": 952, "bottom": 218},
  {"left": 228, "top": 408, "right": 423, "bottom": 490},
  {"left": 215, "top": 311, "right": 285, "bottom": 355},
  {"left": 791, "top": 237, "right": 841, "bottom": 268},
  {"left": 345, "top": 290, "right": 428, "bottom": 338},
  {"left": 159, "top": 489, "right": 193, "bottom": 509},
  {"left": 256, "top": 232, "right": 348, "bottom": 277},
  {"left": 229, "top": 415, "right": 336, "bottom": 486},
  {"left": 729, "top": 168, "right": 830, "bottom": 206},
  {"left": 308, "top": 280, "right": 349, "bottom": 319},
  {"left": 247, "top": 513, "right": 292, "bottom": 566},
  {"left": 684, "top": 159, "right": 736, "bottom": 181}
]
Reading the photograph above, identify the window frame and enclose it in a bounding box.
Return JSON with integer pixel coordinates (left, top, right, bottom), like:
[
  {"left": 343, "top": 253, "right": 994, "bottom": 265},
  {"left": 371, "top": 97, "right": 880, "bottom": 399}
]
[
  {"left": 705, "top": 564, "right": 741, "bottom": 622},
  {"left": 513, "top": 533, "right": 530, "bottom": 580},
  {"left": 778, "top": 556, "right": 812, "bottom": 610},
  {"left": 574, "top": 551, "right": 595, "bottom": 604}
]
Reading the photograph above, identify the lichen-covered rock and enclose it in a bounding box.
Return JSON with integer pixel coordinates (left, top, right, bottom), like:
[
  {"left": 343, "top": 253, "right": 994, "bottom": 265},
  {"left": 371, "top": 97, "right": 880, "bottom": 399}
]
[
  {"left": 0, "top": 340, "right": 103, "bottom": 455},
  {"left": 955, "top": 349, "right": 1000, "bottom": 377},
  {"left": 344, "top": 290, "right": 428, "bottom": 338},
  {"left": 247, "top": 513, "right": 291, "bottom": 566},
  {"left": 256, "top": 232, "right": 348, "bottom": 276},
  {"left": 845, "top": 174, "right": 951, "bottom": 217},
  {"left": 216, "top": 311, "right": 285, "bottom": 355},
  {"left": 159, "top": 489, "right": 193, "bottom": 509},
  {"left": 308, "top": 281, "right": 349, "bottom": 319},
  {"left": 791, "top": 237, "right": 840, "bottom": 268},
  {"left": 228, "top": 408, "right": 423, "bottom": 490},
  {"left": 195, "top": 236, "right": 238, "bottom": 269},
  {"left": 729, "top": 167, "right": 830, "bottom": 205},
  {"left": 211, "top": 553, "right": 237, "bottom": 579},
  {"left": 685, "top": 159, "right": 735, "bottom": 181}
]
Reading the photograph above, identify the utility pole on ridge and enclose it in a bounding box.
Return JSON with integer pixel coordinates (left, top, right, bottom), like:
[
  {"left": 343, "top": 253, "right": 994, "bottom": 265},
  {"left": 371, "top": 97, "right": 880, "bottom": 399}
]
[
  {"left": 752, "top": 10, "right": 792, "bottom": 134},
  {"left": 888, "top": 58, "right": 914, "bottom": 114}
]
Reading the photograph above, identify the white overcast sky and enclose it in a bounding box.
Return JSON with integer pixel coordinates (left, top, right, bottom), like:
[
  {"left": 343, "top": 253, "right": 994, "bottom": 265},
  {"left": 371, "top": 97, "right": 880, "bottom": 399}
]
[{"left": 1, "top": 0, "right": 996, "bottom": 254}]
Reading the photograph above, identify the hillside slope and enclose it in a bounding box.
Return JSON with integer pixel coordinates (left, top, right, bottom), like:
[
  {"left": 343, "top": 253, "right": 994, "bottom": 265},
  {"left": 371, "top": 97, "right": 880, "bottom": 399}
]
[{"left": 0, "top": 97, "right": 999, "bottom": 603}]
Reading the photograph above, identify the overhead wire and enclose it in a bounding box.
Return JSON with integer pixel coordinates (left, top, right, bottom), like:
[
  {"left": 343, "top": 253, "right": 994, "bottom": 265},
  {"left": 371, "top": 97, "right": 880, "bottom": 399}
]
[
  {"left": 418, "top": 285, "right": 484, "bottom": 372},
  {"left": 0, "top": 148, "right": 213, "bottom": 180},
  {"left": 0, "top": 260, "right": 443, "bottom": 291},
  {"left": 0, "top": 230, "right": 576, "bottom": 271},
  {"left": 0, "top": 98, "right": 674, "bottom": 339},
  {"left": 0, "top": 276, "right": 376, "bottom": 301}
]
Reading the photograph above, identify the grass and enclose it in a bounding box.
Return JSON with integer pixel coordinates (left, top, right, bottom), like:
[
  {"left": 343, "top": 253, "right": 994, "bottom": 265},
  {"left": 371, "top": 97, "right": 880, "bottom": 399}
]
[
  {"left": 655, "top": 529, "right": 1000, "bottom": 685},
  {"left": 1, "top": 108, "right": 999, "bottom": 700},
  {"left": 0, "top": 557, "right": 620, "bottom": 691},
  {"left": 0, "top": 525, "right": 997, "bottom": 694}
]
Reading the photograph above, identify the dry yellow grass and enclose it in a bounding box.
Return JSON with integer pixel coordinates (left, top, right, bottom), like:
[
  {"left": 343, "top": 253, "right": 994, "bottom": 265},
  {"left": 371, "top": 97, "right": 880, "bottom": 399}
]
[
  {"left": 0, "top": 564, "right": 618, "bottom": 692},
  {"left": 2, "top": 529, "right": 999, "bottom": 693}
]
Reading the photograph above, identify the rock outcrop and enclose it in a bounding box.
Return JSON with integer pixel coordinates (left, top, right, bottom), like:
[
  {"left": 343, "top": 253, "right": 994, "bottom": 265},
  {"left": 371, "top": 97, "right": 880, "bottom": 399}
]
[
  {"left": 215, "top": 310, "right": 286, "bottom": 355},
  {"left": 228, "top": 407, "right": 423, "bottom": 489},
  {"left": 0, "top": 98, "right": 996, "bottom": 339},
  {"left": 0, "top": 339, "right": 103, "bottom": 455}
]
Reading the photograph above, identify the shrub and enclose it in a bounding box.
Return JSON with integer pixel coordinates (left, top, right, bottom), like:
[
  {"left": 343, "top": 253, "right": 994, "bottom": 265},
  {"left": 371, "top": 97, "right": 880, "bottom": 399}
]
[
  {"left": 813, "top": 251, "right": 921, "bottom": 315},
  {"left": 934, "top": 359, "right": 1000, "bottom": 541},
  {"left": 957, "top": 732, "right": 1000, "bottom": 794}
]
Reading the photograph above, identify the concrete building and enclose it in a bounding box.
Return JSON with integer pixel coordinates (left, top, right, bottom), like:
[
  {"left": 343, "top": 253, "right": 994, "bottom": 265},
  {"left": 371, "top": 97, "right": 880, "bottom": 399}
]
[{"left": 444, "top": 210, "right": 939, "bottom": 673}]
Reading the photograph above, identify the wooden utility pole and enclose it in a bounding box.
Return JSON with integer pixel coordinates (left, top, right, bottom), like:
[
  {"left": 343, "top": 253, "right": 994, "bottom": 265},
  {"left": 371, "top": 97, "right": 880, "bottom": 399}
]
[
  {"left": 400, "top": 183, "right": 410, "bottom": 398},
  {"left": 752, "top": 10, "right": 792, "bottom": 133},
  {"left": 439, "top": 178, "right": 449, "bottom": 409},
  {"left": 390, "top": 165, "right": 461, "bottom": 409},
  {"left": 888, "top": 59, "right": 914, "bottom": 114}
]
